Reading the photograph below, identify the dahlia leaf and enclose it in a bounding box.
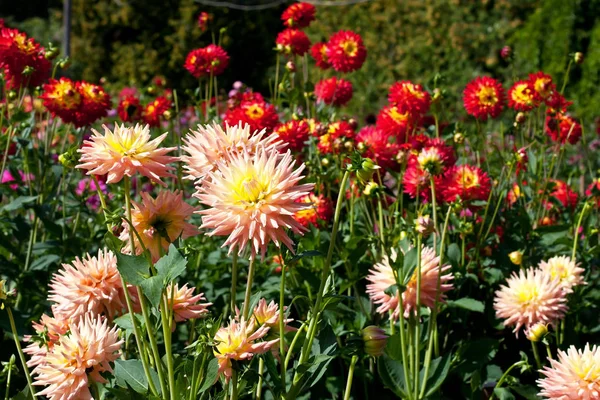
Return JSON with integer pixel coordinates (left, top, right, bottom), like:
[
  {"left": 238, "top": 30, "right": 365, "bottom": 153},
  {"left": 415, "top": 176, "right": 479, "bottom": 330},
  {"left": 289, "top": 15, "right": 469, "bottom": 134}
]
[
  {"left": 114, "top": 359, "right": 151, "bottom": 393},
  {"left": 422, "top": 353, "right": 452, "bottom": 397},
  {"left": 449, "top": 298, "right": 485, "bottom": 313},
  {"left": 155, "top": 243, "right": 187, "bottom": 283},
  {"left": 139, "top": 275, "right": 164, "bottom": 309},
  {"left": 377, "top": 354, "right": 407, "bottom": 397},
  {"left": 116, "top": 253, "right": 150, "bottom": 285}
]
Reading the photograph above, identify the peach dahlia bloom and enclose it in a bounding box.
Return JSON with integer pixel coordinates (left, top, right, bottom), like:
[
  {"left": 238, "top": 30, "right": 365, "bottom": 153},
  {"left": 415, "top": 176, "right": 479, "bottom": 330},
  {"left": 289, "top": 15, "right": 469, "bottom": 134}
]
[
  {"left": 48, "top": 249, "right": 125, "bottom": 322},
  {"left": 494, "top": 268, "right": 568, "bottom": 335},
  {"left": 24, "top": 313, "right": 71, "bottom": 368},
  {"left": 213, "top": 317, "right": 279, "bottom": 381},
  {"left": 120, "top": 190, "right": 198, "bottom": 262},
  {"left": 181, "top": 122, "right": 283, "bottom": 181},
  {"left": 195, "top": 148, "right": 314, "bottom": 259},
  {"left": 77, "top": 123, "right": 177, "bottom": 186},
  {"left": 252, "top": 298, "right": 295, "bottom": 333},
  {"left": 33, "top": 314, "right": 122, "bottom": 400},
  {"left": 366, "top": 247, "right": 453, "bottom": 319},
  {"left": 537, "top": 344, "right": 600, "bottom": 399},
  {"left": 166, "top": 283, "right": 212, "bottom": 323},
  {"left": 538, "top": 255, "right": 586, "bottom": 293}
]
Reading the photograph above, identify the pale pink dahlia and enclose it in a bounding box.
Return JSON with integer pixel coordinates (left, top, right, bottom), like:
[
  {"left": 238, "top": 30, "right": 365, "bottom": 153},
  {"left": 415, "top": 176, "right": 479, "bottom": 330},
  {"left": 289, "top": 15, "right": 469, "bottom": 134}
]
[
  {"left": 538, "top": 344, "right": 600, "bottom": 399},
  {"left": 195, "top": 148, "right": 314, "bottom": 259},
  {"left": 33, "top": 314, "right": 122, "bottom": 400},
  {"left": 252, "top": 298, "right": 295, "bottom": 333},
  {"left": 24, "top": 313, "right": 71, "bottom": 368},
  {"left": 181, "top": 122, "right": 284, "bottom": 181},
  {"left": 494, "top": 268, "right": 568, "bottom": 335},
  {"left": 366, "top": 247, "right": 453, "bottom": 319},
  {"left": 48, "top": 249, "right": 125, "bottom": 322},
  {"left": 77, "top": 123, "right": 177, "bottom": 186},
  {"left": 213, "top": 317, "right": 279, "bottom": 381},
  {"left": 120, "top": 190, "right": 199, "bottom": 262},
  {"left": 166, "top": 283, "right": 212, "bottom": 323},
  {"left": 538, "top": 255, "right": 586, "bottom": 293}
]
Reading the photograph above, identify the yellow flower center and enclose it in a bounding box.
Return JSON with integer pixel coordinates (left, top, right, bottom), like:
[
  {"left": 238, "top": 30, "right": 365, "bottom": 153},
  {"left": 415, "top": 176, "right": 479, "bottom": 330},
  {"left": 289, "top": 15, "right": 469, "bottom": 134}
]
[
  {"left": 388, "top": 107, "right": 409, "bottom": 123},
  {"left": 477, "top": 86, "right": 498, "bottom": 106},
  {"left": 406, "top": 83, "right": 425, "bottom": 99},
  {"left": 53, "top": 81, "right": 81, "bottom": 110},
  {"left": 341, "top": 40, "right": 358, "bottom": 57},
  {"left": 533, "top": 78, "right": 551, "bottom": 96},
  {"left": 516, "top": 281, "right": 538, "bottom": 305},
  {"left": 246, "top": 104, "right": 265, "bottom": 120},
  {"left": 216, "top": 333, "right": 244, "bottom": 355},
  {"left": 512, "top": 83, "right": 534, "bottom": 105},
  {"left": 459, "top": 169, "right": 478, "bottom": 189},
  {"left": 14, "top": 34, "right": 35, "bottom": 53},
  {"left": 232, "top": 172, "right": 270, "bottom": 205},
  {"left": 574, "top": 361, "right": 600, "bottom": 382}
]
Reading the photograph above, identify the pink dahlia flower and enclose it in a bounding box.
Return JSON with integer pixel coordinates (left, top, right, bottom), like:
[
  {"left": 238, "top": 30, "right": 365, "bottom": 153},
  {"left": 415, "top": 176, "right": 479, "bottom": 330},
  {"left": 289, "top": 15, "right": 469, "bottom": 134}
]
[
  {"left": 166, "top": 283, "right": 211, "bottom": 324},
  {"left": 538, "top": 255, "right": 586, "bottom": 293}
]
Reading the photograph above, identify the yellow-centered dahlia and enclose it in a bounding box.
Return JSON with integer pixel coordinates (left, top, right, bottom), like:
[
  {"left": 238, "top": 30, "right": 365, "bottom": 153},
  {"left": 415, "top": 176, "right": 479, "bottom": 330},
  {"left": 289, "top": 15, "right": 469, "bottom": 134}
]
[
  {"left": 538, "top": 255, "right": 586, "bottom": 293},
  {"left": 195, "top": 148, "right": 314, "bottom": 259},
  {"left": 120, "top": 190, "right": 198, "bottom": 262},
  {"left": 77, "top": 123, "right": 177, "bottom": 186}
]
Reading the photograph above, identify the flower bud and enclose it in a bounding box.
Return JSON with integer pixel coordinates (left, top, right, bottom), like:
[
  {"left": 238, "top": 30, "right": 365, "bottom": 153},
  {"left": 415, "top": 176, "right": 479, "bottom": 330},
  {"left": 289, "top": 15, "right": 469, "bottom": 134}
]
[
  {"left": 356, "top": 158, "right": 380, "bottom": 184},
  {"left": 285, "top": 61, "right": 296, "bottom": 73},
  {"left": 58, "top": 57, "right": 71, "bottom": 69},
  {"left": 508, "top": 250, "right": 523, "bottom": 266},
  {"left": 162, "top": 110, "right": 172, "bottom": 120},
  {"left": 321, "top": 158, "right": 329, "bottom": 167},
  {"left": 0, "top": 280, "right": 7, "bottom": 310},
  {"left": 453, "top": 132, "right": 464, "bottom": 144},
  {"left": 431, "top": 88, "right": 442, "bottom": 103},
  {"left": 515, "top": 112, "right": 527, "bottom": 125},
  {"left": 363, "top": 181, "right": 379, "bottom": 196},
  {"left": 399, "top": 231, "right": 407, "bottom": 241},
  {"left": 45, "top": 47, "right": 59, "bottom": 60},
  {"left": 526, "top": 323, "right": 548, "bottom": 342},
  {"left": 415, "top": 215, "right": 434, "bottom": 236},
  {"left": 574, "top": 52, "right": 584, "bottom": 65},
  {"left": 343, "top": 140, "right": 353, "bottom": 151},
  {"left": 58, "top": 148, "right": 79, "bottom": 169},
  {"left": 362, "top": 326, "right": 387, "bottom": 357},
  {"left": 500, "top": 46, "right": 512, "bottom": 60},
  {"left": 6, "top": 90, "right": 17, "bottom": 101},
  {"left": 348, "top": 118, "right": 358, "bottom": 130}
]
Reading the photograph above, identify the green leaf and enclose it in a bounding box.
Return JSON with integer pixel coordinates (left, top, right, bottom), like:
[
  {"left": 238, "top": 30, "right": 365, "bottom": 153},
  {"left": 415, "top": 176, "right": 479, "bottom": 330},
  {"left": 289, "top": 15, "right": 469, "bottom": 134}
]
[
  {"left": 140, "top": 275, "right": 164, "bottom": 309},
  {"left": 2, "top": 195, "right": 38, "bottom": 212},
  {"left": 448, "top": 298, "right": 485, "bottom": 313},
  {"left": 155, "top": 244, "right": 187, "bottom": 283},
  {"left": 116, "top": 253, "right": 150, "bottom": 285},
  {"left": 446, "top": 243, "right": 461, "bottom": 266},
  {"left": 287, "top": 250, "right": 323, "bottom": 266},
  {"left": 114, "top": 359, "right": 150, "bottom": 393},
  {"left": 423, "top": 353, "right": 452, "bottom": 396},
  {"left": 493, "top": 387, "right": 515, "bottom": 400},
  {"left": 401, "top": 247, "right": 419, "bottom": 285},
  {"left": 198, "top": 357, "right": 219, "bottom": 393},
  {"left": 13, "top": 386, "right": 31, "bottom": 400},
  {"left": 378, "top": 355, "right": 407, "bottom": 397},
  {"left": 30, "top": 254, "right": 60, "bottom": 271},
  {"left": 385, "top": 333, "right": 402, "bottom": 361}
]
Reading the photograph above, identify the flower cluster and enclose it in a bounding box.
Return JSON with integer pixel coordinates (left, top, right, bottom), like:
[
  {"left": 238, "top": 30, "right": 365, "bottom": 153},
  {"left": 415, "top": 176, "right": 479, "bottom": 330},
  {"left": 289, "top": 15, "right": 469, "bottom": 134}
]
[
  {"left": 185, "top": 44, "right": 230, "bottom": 78},
  {"left": 0, "top": 26, "right": 50, "bottom": 88},
  {"left": 224, "top": 92, "right": 280, "bottom": 134}
]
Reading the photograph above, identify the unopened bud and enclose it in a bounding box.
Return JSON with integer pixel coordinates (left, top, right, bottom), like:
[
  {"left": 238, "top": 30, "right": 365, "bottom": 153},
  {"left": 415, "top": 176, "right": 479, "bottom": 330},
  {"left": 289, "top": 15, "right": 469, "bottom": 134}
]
[
  {"left": 415, "top": 215, "right": 434, "bottom": 236},
  {"left": 58, "top": 57, "right": 71, "bottom": 69},
  {"left": 162, "top": 110, "right": 172, "bottom": 120},
  {"left": 432, "top": 88, "right": 442, "bottom": 103},
  {"left": 344, "top": 140, "right": 353, "bottom": 151},
  {"left": 45, "top": 48, "right": 59, "bottom": 60},
  {"left": 321, "top": 158, "right": 329, "bottom": 167},
  {"left": 362, "top": 326, "right": 387, "bottom": 357},
  {"left": 500, "top": 46, "right": 512, "bottom": 60},
  {"left": 508, "top": 250, "right": 523, "bottom": 266},
  {"left": 147, "top": 86, "right": 156, "bottom": 95},
  {"left": 348, "top": 118, "right": 358, "bottom": 130},
  {"left": 356, "top": 158, "right": 380, "bottom": 184},
  {"left": 363, "top": 181, "right": 379, "bottom": 196},
  {"left": 22, "top": 66, "right": 34, "bottom": 76},
  {"left": 453, "top": 132, "right": 464, "bottom": 144},
  {"left": 7, "top": 90, "right": 17, "bottom": 101},
  {"left": 515, "top": 112, "right": 527, "bottom": 125},
  {"left": 285, "top": 61, "right": 296, "bottom": 73},
  {"left": 574, "top": 52, "right": 584, "bottom": 65},
  {"left": 526, "top": 323, "right": 548, "bottom": 342}
]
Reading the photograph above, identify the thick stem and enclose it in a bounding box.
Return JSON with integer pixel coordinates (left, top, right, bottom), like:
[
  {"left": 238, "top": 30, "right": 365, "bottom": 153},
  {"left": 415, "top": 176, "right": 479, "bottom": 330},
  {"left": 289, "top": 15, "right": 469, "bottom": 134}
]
[
  {"left": 231, "top": 369, "right": 239, "bottom": 400},
  {"left": 413, "top": 235, "right": 422, "bottom": 399},
  {"left": 256, "top": 358, "right": 264, "bottom": 400},
  {"left": 230, "top": 253, "right": 238, "bottom": 314},
  {"left": 531, "top": 340, "right": 543, "bottom": 370},
  {"left": 6, "top": 308, "right": 35, "bottom": 399},
  {"left": 161, "top": 294, "right": 177, "bottom": 400},
  {"left": 242, "top": 258, "right": 256, "bottom": 319},
  {"left": 279, "top": 256, "right": 287, "bottom": 390},
  {"left": 489, "top": 361, "right": 524, "bottom": 400},
  {"left": 343, "top": 355, "right": 359, "bottom": 400}
]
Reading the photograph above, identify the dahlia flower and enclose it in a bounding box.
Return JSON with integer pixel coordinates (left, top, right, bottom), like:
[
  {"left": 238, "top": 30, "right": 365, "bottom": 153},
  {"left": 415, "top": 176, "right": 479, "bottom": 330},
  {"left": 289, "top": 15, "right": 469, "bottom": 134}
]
[
  {"left": 441, "top": 165, "right": 491, "bottom": 203},
  {"left": 195, "top": 148, "right": 313, "bottom": 259},
  {"left": 545, "top": 112, "right": 582, "bottom": 145},
  {"left": 543, "top": 179, "right": 578, "bottom": 210},
  {"left": 273, "top": 120, "right": 310, "bottom": 152},
  {"left": 77, "top": 123, "right": 177, "bottom": 186},
  {"left": 276, "top": 28, "right": 311, "bottom": 56},
  {"left": 166, "top": 283, "right": 212, "bottom": 323},
  {"left": 316, "top": 121, "right": 355, "bottom": 154},
  {"left": 197, "top": 11, "right": 211, "bottom": 32},
  {"left": 545, "top": 91, "right": 572, "bottom": 113},
  {"left": 24, "top": 313, "right": 70, "bottom": 368},
  {"left": 528, "top": 71, "right": 555, "bottom": 100},
  {"left": 537, "top": 344, "right": 600, "bottom": 399},
  {"left": 388, "top": 81, "right": 431, "bottom": 116},
  {"left": 281, "top": 2, "right": 316, "bottom": 28},
  {"left": 314, "top": 77, "right": 353, "bottom": 106},
  {"left": 40, "top": 78, "right": 82, "bottom": 123},
  {"left": 33, "top": 314, "right": 122, "bottom": 400},
  {"left": 356, "top": 126, "right": 401, "bottom": 171},
  {"left": 78, "top": 81, "right": 111, "bottom": 123},
  {"left": 310, "top": 42, "right": 330, "bottom": 69},
  {"left": 508, "top": 80, "right": 538, "bottom": 112},
  {"left": 224, "top": 99, "right": 280, "bottom": 134},
  {"left": 213, "top": 317, "right": 279, "bottom": 381},
  {"left": 326, "top": 30, "right": 367, "bottom": 73},
  {"left": 120, "top": 190, "right": 198, "bottom": 261},
  {"left": 366, "top": 246, "right": 453, "bottom": 319},
  {"left": 252, "top": 298, "right": 295, "bottom": 333},
  {"left": 462, "top": 77, "right": 505, "bottom": 120},
  {"left": 538, "top": 256, "right": 585, "bottom": 293},
  {"left": 494, "top": 268, "right": 568, "bottom": 335},
  {"left": 48, "top": 249, "right": 125, "bottom": 322},
  {"left": 2, "top": 169, "right": 34, "bottom": 190},
  {"left": 293, "top": 192, "right": 334, "bottom": 228},
  {"left": 184, "top": 44, "right": 229, "bottom": 78},
  {"left": 0, "top": 27, "right": 50, "bottom": 88},
  {"left": 376, "top": 105, "right": 413, "bottom": 142},
  {"left": 142, "top": 96, "right": 171, "bottom": 127},
  {"left": 403, "top": 160, "right": 437, "bottom": 202},
  {"left": 117, "top": 94, "right": 142, "bottom": 122}
]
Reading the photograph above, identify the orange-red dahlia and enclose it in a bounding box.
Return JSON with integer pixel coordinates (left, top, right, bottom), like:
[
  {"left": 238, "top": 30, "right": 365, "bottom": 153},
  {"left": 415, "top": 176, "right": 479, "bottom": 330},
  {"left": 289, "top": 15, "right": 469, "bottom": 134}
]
[
  {"left": 441, "top": 165, "right": 491, "bottom": 203},
  {"left": 78, "top": 81, "right": 111, "bottom": 124},
  {"left": 293, "top": 192, "right": 334, "bottom": 228},
  {"left": 276, "top": 28, "right": 311, "bottom": 56},
  {"left": 508, "top": 80, "right": 538, "bottom": 112},
  {"left": 356, "top": 126, "right": 401, "bottom": 171},
  {"left": 40, "top": 77, "right": 82, "bottom": 124},
  {"left": 281, "top": 2, "right": 316, "bottom": 28},
  {"left": 376, "top": 106, "right": 414, "bottom": 142},
  {"left": 273, "top": 120, "right": 310, "bottom": 152},
  {"left": 462, "top": 77, "right": 505, "bottom": 120},
  {"left": 142, "top": 96, "right": 171, "bottom": 127},
  {"left": 117, "top": 95, "right": 142, "bottom": 122},
  {"left": 403, "top": 160, "right": 437, "bottom": 202},
  {"left": 543, "top": 179, "right": 578, "bottom": 210},
  {"left": 586, "top": 178, "right": 600, "bottom": 206},
  {"left": 224, "top": 99, "right": 280, "bottom": 134},
  {"left": 528, "top": 71, "right": 555, "bottom": 100},
  {"left": 545, "top": 112, "right": 582, "bottom": 144},
  {"left": 545, "top": 92, "right": 572, "bottom": 112},
  {"left": 184, "top": 44, "right": 229, "bottom": 79},
  {"left": 314, "top": 77, "right": 353, "bottom": 107},
  {"left": 326, "top": 30, "right": 367, "bottom": 73},
  {"left": 316, "top": 121, "right": 355, "bottom": 154},
  {"left": 310, "top": 42, "right": 330, "bottom": 70},
  {"left": 388, "top": 81, "right": 431, "bottom": 116},
  {"left": 0, "top": 27, "right": 50, "bottom": 88},
  {"left": 197, "top": 11, "right": 211, "bottom": 32}
]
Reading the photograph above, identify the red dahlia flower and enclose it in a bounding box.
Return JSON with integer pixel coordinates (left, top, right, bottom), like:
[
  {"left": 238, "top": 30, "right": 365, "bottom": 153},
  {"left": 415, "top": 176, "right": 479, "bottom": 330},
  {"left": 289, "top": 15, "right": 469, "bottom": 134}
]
[
  {"left": 281, "top": 2, "right": 316, "bottom": 29},
  {"left": 403, "top": 159, "right": 440, "bottom": 202},
  {"left": 224, "top": 99, "right": 280, "bottom": 134},
  {"left": 293, "top": 192, "right": 333, "bottom": 228},
  {"left": 326, "top": 30, "right": 367, "bottom": 73},
  {"left": 528, "top": 71, "right": 555, "bottom": 100},
  {"left": 462, "top": 77, "right": 505, "bottom": 120},
  {"left": 314, "top": 77, "right": 353, "bottom": 106},
  {"left": 273, "top": 120, "right": 310, "bottom": 152},
  {"left": 310, "top": 42, "right": 330, "bottom": 70},
  {"left": 276, "top": 28, "right": 311, "bottom": 56},
  {"left": 184, "top": 45, "right": 229, "bottom": 78},
  {"left": 543, "top": 179, "right": 578, "bottom": 210},
  {"left": 142, "top": 96, "right": 171, "bottom": 127},
  {"left": 197, "top": 12, "right": 211, "bottom": 32},
  {"left": 545, "top": 113, "right": 582, "bottom": 145},
  {"left": 545, "top": 92, "right": 572, "bottom": 113},
  {"left": 388, "top": 81, "right": 431, "bottom": 116},
  {"left": 441, "top": 165, "right": 491, "bottom": 203},
  {"left": 376, "top": 106, "right": 414, "bottom": 142},
  {"left": 356, "top": 126, "right": 401, "bottom": 171},
  {"left": 508, "top": 80, "right": 538, "bottom": 112},
  {"left": 78, "top": 81, "right": 111, "bottom": 124},
  {"left": 0, "top": 27, "right": 51, "bottom": 88},
  {"left": 317, "top": 121, "right": 354, "bottom": 154},
  {"left": 41, "top": 79, "right": 110, "bottom": 127},
  {"left": 117, "top": 95, "right": 142, "bottom": 122}
]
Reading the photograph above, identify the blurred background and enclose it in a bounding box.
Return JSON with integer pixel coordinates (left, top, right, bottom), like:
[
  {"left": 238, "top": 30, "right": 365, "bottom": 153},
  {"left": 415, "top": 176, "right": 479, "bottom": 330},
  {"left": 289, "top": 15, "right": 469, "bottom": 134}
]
[{"left": 2, "top": 0, "right": 600, "bottom": 122}]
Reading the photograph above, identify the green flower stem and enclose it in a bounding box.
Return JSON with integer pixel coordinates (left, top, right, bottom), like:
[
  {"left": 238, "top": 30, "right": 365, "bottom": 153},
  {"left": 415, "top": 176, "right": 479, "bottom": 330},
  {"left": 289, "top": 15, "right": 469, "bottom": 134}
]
[
  {"left": 531, "top": 340, "right": 543, "bottom": 370},
  {"left": 242, "top": 258, "right": 256, "bottom": 319},
  {"left": 230, "top": 253, "right": 239, "bottom": 314},
  {"left": 343, "top": 355, "right": 359, "bottom": 400},
  {"left": 287, "top": 170, "right": 350, "bottom": 399},
  {"left": 5, "top": 354, "right": 14, "bottom": 400},
  {"left": 489, "top": 361, "right": 525, "bottom": 400},
  {"left": 413, "top": 234, "right": 423, "bottom": 399},
  {"left": 231, "top": 369, "right": 239, "bottom": 400},
  {"left": 284, "top": 323, "right": 306, "bottom": 371},
  {"left": 160, "top": 294, "right": 177, "bottom": 400},
  {"left": 6, "top": 307, "right": 35, "bottom": 399},
  {"left": 572, "top": 202, "right": 590, "bottom": 260},
  {"left": 398, "top": 295, "right": 413, "bottom": 398},
  {"left": 430, "top": 177, "right": 439, "bottom": 250},
  {"left": 256, "top": 358, "right": 264, "bottom": 399},
  {"left": 560, "top": 60, "right": 573, "bottom": 94},
  {"left": 279, "top": 256, "right": 287, "bottom": 391},
  {"left": 377, "top": 193, "right": 386, "bottom": 253}
]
